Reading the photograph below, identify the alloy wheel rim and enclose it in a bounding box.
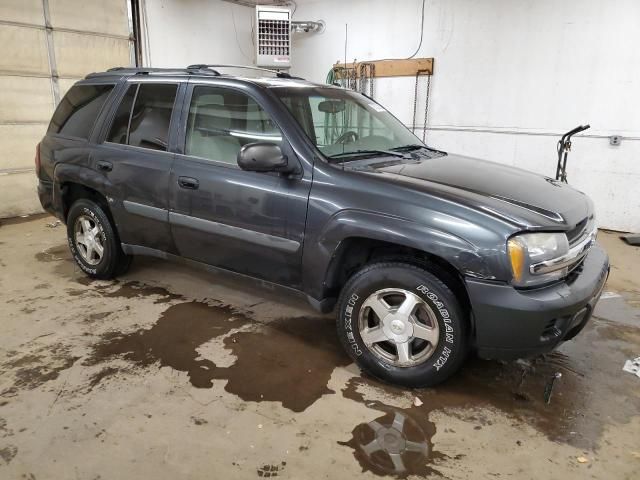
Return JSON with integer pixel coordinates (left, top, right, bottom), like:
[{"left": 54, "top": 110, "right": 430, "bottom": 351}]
[
  {"left": 74, "top": 215, "right": 104, "bottom": 266},
  {"left": 358, "top": 288, "right": 440, "bottom": 367}
]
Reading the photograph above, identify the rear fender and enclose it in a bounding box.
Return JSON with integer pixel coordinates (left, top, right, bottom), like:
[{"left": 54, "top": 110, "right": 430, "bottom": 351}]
[{"left": 53, "top": 163, "right": 120, "bottom": 220}]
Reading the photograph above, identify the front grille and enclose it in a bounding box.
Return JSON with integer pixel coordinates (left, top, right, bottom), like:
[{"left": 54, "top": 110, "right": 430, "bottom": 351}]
[
  {"left": 562, "top": 215, "right": 596, "bottom": 275},
  {"left": 566, "top": 217, "right": 589, "bottom": 244},
  {"left": 565, "top": 261, "right": 585, "bottom": 284}
]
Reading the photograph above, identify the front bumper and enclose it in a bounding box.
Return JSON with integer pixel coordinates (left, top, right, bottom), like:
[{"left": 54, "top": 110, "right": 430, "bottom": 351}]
[{"left": 466, "top": 244, "right": 609, "bottom": 360}]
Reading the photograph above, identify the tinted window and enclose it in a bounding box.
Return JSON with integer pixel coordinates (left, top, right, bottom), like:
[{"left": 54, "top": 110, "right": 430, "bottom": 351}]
[
  {"left": 48, "top": 84, "right": 114, "bottom": 139},
  {"left": 185, "top": 86, "right": 282, "bottom": 164},
  {"left": 106, "top": 85, "right": 137, "bottom": 144},
  {"left": 106, "top": 83, "right": 177, "bottom": 152}
]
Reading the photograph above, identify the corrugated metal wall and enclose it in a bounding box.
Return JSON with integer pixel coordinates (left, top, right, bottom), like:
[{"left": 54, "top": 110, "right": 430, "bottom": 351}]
[{"left": 0, "top": 0, "right": 133, "bottom": 218}]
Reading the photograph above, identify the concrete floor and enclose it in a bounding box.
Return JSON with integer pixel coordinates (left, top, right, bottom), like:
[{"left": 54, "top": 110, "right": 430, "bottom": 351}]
[{"left": 1, "top": 215, "right": 639, "bottom": 480}]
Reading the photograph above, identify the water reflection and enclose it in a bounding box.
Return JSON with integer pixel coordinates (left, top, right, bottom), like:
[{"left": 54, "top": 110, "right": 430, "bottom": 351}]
[{"left": 350, "top": 410, "right": 431, "bottom": 476}]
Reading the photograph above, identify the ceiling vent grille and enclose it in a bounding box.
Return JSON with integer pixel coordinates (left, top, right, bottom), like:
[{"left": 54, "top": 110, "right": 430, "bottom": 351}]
[{"left": 255, "top": 5, "right": 291, "bottom": 69}]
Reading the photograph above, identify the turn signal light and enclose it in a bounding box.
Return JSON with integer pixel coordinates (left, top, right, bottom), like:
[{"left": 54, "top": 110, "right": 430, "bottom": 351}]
[{"left": 507, "top": 237, "right": 525, "bottom": 283}]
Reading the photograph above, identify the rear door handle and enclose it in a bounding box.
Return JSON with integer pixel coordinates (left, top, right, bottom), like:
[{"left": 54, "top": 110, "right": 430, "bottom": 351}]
[
  {"left": 178, "top": 176, "right": 199, "bottom": 190},
  {"left": 97, "top": 160, "right": 113, "bottom": 172}
]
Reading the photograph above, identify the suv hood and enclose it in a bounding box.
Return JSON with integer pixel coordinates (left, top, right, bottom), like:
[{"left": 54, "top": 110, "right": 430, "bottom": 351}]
[{"left": 350, "top": 153, "right": 592, "bottom": 229}]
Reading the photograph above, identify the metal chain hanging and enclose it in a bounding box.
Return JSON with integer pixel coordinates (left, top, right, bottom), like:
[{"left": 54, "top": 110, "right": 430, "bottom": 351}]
[
  {"left": 358, "top": 62, "right": 375, "bottom": 98},
  {"left": 422, "top": 74, "right": 431, "bottom": 142},
  {"left": 411, "top": 72, "right": 420, "bottom": 135},
  {"left": 411, "top": 70, "right": 431, "bottom": 142}
]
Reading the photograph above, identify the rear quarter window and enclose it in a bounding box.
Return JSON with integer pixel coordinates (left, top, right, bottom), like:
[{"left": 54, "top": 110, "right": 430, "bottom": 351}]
[{"left": 48, "top": 84, "right": 114, "bottom": 139}]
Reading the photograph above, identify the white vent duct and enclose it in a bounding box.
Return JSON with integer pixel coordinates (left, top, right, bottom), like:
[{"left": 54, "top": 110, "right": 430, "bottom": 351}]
[{"left": 255, "top": 6, "right": 291, "bottom": 69}]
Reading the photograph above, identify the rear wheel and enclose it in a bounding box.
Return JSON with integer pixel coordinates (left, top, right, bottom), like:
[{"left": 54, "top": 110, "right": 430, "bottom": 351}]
[
  {"left": 66, "top": 199, "right": 131, "bottom": 279},
  {"left": 336, "top": 262, "right": 468, "bottom": 387}
]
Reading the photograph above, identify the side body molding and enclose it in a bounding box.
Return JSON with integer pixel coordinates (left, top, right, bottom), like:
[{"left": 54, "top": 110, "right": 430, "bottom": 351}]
[
  {"left": 169, "top": 212, "right": 301, "bottom": 254},
  {"left": 123, "top": 200, "right": 168, "bottom": 222}
]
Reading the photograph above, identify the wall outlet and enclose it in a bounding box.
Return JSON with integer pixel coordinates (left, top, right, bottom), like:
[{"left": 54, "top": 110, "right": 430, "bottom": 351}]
[{"left": 609, "top": 135, "right": 622, "bottom": 146}]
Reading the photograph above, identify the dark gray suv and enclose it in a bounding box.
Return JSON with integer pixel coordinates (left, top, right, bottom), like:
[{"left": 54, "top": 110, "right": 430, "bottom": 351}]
[{"left": 36, "top": 65, "right": 609, "bottom": 387}]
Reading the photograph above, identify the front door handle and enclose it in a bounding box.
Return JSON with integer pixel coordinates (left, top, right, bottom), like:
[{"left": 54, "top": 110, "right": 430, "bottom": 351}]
[
  {"left": 97, "top": 160, "right": 113, "bottom": 172},
  {"left": 178, "top": 176, "right": 199, "bottom": 190}
]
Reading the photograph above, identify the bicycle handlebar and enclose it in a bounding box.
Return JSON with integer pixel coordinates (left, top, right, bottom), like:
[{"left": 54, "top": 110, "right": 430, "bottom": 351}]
[{"left": 565, "top": 124, "right": 591, "bottom": 137}]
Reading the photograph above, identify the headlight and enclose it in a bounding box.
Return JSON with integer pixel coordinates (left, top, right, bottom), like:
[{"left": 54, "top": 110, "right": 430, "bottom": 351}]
[{"left": 507, "top": 232, "right": 569, "bottom": 287}]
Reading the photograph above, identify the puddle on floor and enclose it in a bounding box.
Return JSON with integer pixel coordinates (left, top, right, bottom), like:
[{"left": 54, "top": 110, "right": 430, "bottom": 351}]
[
  {"left": 86, "top": 301, "right": 348, "bottom": 411},
  {"left": 339, "top": 401, "right": 442, "bottom": 478},
  {"left": 85, "top": 301, "right": 245, "bottom": 388},
  {"left": 217, "top": 315, "right": 350, "bottom": 412},
  {"left": 339, "top": 316, "right": 640, "bottom": 476}
]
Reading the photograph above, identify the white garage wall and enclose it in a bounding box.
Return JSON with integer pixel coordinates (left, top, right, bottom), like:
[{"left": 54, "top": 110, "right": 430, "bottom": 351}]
[
  {"left": 290, "top": 0, "right": 640, "bottom": 232},
  {"left": 142, "top": 0, "right": 254, "bottom": 67}
]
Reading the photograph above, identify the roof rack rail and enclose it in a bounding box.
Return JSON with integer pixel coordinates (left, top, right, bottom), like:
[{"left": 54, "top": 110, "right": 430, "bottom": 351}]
[
  {"left": 186, "top": 64, "right": 304, "bottom": 80},
  {"left": 103, "top": 66, "right": 221, "bottom": 76}
]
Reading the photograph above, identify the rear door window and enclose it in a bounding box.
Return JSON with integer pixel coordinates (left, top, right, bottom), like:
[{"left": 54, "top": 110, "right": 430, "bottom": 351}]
[
  {"left": 48, "top": 84, "right": 114, "bottom": 139},
  {"left": 106, "top": 83, "right": 178, "bottom": 152}
]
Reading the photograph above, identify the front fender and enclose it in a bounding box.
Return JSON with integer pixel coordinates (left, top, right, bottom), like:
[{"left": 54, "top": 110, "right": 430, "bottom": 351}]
[{"left": 302, "top": 209, "right": 496, "bottom": 300}]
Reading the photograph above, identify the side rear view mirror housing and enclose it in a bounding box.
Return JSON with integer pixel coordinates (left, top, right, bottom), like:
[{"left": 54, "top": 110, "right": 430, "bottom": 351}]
[{"left": 237, "top": 142, "right": 296, "bottom": 174}]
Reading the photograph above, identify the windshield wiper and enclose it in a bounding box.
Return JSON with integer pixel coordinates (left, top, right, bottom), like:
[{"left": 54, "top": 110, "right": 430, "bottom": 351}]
[
  {"left": 327, "top": 149, "right": 407, "bottom": 161},
  {"left": 390, "top": 144, "right": 428, "bottom": 152},
  {"left": 390, "top": 144, "right": 447, "bottom": 157}
]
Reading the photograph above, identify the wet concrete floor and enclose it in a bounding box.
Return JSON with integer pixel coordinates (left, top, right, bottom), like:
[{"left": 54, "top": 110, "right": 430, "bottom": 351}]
[{"left": 1, "top": 215, "right": 639, "bottom": 479}]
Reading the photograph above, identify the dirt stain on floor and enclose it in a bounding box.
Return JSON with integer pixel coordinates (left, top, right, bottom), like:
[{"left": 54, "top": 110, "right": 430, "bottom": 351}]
[
  {"left": 1, "top": 344, "right": 79, "bottom": 396},
  {"left": 340, "top": 316, "right": 640, "bottom": 476},
  {"left": 0, "top": 213, "right": 51, "bottom": 227},
  {"left": 68, "top": 278, "right": 185, "bottom": 304},
  {"left": 34, "top": 244, "right": 70, "bottom": 263},
  {"left": 86, "top": 303, "right": 349, "bottom": 411},
  {"left": 101, "top": 281, "right": 184, "bottom": 304},
  {"left": 0, "top": 444, "right": 18, "bottom": 464},
  {"left": 85, "top": 366, "right": 121, "bottom": 392}
]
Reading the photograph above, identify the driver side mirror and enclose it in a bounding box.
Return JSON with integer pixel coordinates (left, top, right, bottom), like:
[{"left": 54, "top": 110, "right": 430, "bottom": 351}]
[{"left": 237, "top": 142, "right": 294, "bottom": 174}]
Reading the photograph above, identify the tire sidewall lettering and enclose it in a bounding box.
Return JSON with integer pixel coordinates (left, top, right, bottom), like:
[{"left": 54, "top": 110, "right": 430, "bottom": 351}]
[
  {"left": 416, "top": 284, "right": 455, "bottom": 371},
  {"left": 343, "top": 292, "right": 363, "bottom": 356}
]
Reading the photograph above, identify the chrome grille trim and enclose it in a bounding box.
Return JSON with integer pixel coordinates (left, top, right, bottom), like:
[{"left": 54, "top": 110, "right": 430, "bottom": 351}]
[{"left": 529, "top": 226, "right": 597, "bottom": 275}]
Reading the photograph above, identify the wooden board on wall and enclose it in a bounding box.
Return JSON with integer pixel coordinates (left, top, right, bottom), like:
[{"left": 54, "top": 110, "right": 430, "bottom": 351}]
[{"left": 332, "top": 58, "right": 434, "bottom": 78}]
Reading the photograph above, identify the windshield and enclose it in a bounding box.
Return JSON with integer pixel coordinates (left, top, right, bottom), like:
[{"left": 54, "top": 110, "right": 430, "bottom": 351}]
[{"left": 272, "top": 87, "right": 432, "bottom": 160}]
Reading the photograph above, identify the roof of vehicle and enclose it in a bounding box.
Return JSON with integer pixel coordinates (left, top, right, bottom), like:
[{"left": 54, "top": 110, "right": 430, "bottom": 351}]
[{"left": 83, "top": 65, "right": 337, "bottom": 90}]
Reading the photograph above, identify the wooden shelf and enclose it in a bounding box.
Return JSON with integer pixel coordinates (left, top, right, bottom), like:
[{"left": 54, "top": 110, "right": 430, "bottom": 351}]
[{"left": 332, "top": 58, "right": 434, "bottom": 78}]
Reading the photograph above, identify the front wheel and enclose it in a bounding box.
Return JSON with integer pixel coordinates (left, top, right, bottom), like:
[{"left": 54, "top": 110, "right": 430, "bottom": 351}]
[{"left": 336, "top": 262, "right": 468, "bottom": 388}]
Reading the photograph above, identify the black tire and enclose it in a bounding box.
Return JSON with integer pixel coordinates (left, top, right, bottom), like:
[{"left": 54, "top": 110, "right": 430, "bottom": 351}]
[
  {"left": 66, "top": 198, "right": 131, "bottom": 280},
  {"left": 336, "top": 262, "right": 469, "bottom": 388}
]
